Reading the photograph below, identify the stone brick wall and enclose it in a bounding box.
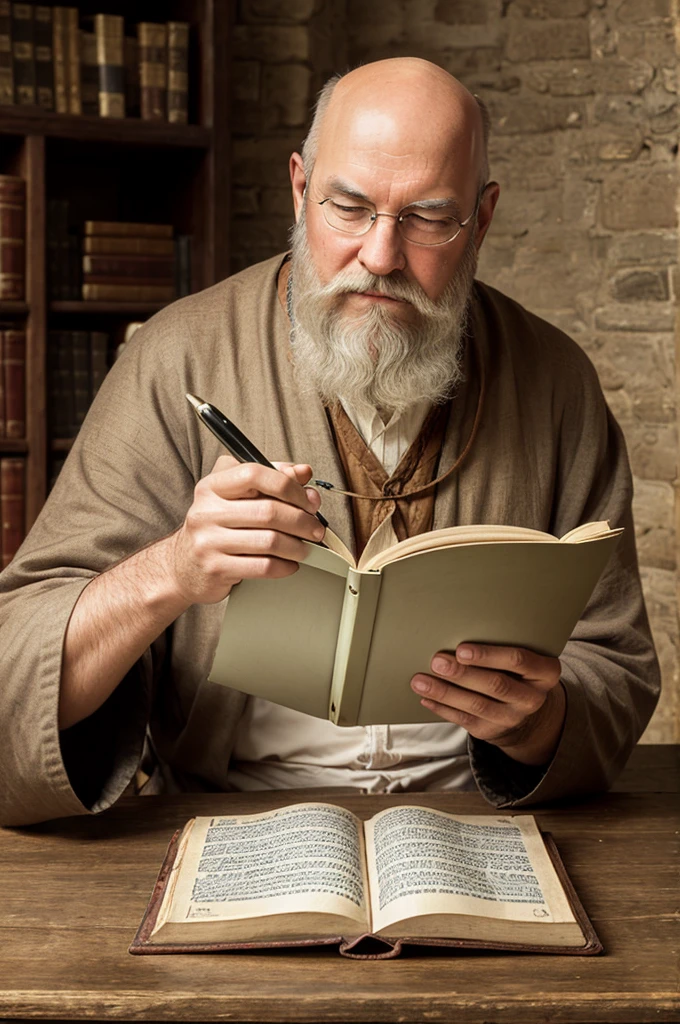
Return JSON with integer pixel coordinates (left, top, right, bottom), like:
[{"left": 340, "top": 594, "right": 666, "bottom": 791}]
[{"left": 230, "top": 0, "right": 679, "bottom": 741}]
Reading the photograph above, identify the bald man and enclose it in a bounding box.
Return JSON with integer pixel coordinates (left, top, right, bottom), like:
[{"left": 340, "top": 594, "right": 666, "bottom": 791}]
[{"left": 0, "top": 60, "right": 659, "bottom": 826}]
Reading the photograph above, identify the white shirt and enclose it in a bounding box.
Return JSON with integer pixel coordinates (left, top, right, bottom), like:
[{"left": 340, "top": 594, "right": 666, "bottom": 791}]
[{"left": 227, "top": 400, "right": 471, "bottom": 794}]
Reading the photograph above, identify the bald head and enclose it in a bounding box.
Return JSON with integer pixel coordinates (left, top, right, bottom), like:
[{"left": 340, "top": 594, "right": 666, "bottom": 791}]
[{"left": 302, "top": 59, "right": 490, "bottom": 190}]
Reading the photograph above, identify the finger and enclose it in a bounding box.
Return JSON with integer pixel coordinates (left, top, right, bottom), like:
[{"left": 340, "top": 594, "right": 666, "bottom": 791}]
[
  {"left": 202, "top": 525, "right": 312, "bottom": 564},
  {"left": 189, "top": 497, "right": 325, "bottom": 542},
  {"left": 418, "top": 659, "right": 546, "bottom": 716},
  {"left": 415, "top": 697, "right": 513, "bottom": 743},
  {"left": 411, "top": 672, "right": 536, "bottom": 725},
  {"left": 453, "top": 644, "right": 560, "bottom": 690},
  {"left": 203, "top": 462, "right": 318, "bottom": 513}
]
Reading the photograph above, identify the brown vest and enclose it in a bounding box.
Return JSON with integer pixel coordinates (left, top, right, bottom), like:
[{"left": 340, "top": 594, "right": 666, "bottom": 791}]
[{"left": 326, "top": 401, "right": 450, "bottom": 558}]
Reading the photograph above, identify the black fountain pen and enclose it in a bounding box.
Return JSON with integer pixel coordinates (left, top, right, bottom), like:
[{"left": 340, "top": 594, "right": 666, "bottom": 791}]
[{"left": 185, "top": 393, "right": 329, "bottom": 530}]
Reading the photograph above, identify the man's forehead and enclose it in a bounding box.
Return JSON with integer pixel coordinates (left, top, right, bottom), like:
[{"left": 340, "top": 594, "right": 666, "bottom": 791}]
[{"left": 314, "top": 99, "right": 479, "bottom": 197}]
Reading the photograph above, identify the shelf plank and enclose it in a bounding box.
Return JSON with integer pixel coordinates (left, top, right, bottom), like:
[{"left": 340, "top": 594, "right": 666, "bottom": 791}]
[
  {"left": 0, "top": 439, "right": 29, "bottom": 453},
  {"left": 0, "top": 108, "right": 212, "bottom": 148},
  {"left": 51, "top": 438, "right": 75, "bottom": 452},
  {"left": 0, "top": 301, "right": 29, "bottom": 316},
  {"left": 50, "top": 301, "right": 166, "bottom": 315}
]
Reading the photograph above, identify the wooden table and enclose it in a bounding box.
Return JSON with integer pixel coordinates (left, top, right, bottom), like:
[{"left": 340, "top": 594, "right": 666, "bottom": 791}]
[{"left": 0, "top": 745, "right": 678, "bottom": 1023}]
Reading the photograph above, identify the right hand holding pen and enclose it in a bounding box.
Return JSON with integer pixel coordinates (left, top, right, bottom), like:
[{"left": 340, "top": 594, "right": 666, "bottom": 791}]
[{"left": 169, "top": 455, "right": 325, "bottom": 604}]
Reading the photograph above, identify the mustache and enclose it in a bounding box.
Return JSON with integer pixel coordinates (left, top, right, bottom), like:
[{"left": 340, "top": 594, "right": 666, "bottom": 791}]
[{"left": 316, "top": 268, "right": 443, "bottom": 316}]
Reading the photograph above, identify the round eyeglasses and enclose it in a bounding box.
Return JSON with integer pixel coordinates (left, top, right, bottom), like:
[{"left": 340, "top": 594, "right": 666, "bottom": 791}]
[{"left": 309, "top": 187, "right": 487, "bottom": 247}]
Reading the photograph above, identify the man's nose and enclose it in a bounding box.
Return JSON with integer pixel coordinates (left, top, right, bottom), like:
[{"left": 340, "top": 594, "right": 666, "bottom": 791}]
[{"left": 357, "top": 215, "right": 406, "bottom": 277}]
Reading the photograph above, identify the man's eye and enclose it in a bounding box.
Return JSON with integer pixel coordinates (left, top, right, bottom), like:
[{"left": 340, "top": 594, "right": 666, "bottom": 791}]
[
  {"left": 330, "top": 202, "right": 369, "bottom": 219},
  {"left": 402, "top": 212, "right": 451, "bottom": 227}
]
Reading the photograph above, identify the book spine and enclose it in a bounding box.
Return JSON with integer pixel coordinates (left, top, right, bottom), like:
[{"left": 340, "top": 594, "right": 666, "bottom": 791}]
[
  {"left": 83, "top": 254, "right": 175, "bottom": 278},
  {"left": 0, "top": 0, "right": 13, "bottom": 106},
  {"left": 0, "top": 331, "right": 4, "bottom": 438},
  {"left": 175, "top": 234, "right": 192, "bottom": 297},
  {"left": 138, "top": 21, "right": 166, "bottom": 121},
  {"left": 3, "top": 327, "right": 25, "bottom": 438},
  {"left": 83, "top": 236, "right": 174, "bottom": 256},
  {"left": 52, "top": 5, "right": 68, "bottom": 113},
  {"left": 84, "top": 220, "right": 173, "bottom": 239},
  {"left": 57, "top": 330, "right": 76, "bottom": 435},
  {"left": 167, "top": 21, "right": 189, "bottom": 125},
  {"left": 1, "top": 456, "right": 25, "bottom": 567},
  {"left": 124, "top": 35, "right": 139, "bottom": 117},
  {"left": 11, "top": 1, "right": 34, "bottom": 106},
  {"left": 34, "top": 4, "right": 53, "bottom": 110},
  {"left": 328, "top": 568, "right": 383, "bottom": 727},
  {"left": 79, "top": 27, "right": 97, "bottom": 116},
  {"left": 65, "top": 6, "right": 80, "bottom": 114},
  {"left": 89, "top": 330, "right": 108, "bottom": 399},
  {"left": 95, "top": 13, "right": 123, "bottom": 118},
  {"left": 82, "top": 282, "right": 174, "bottom": 302},
  {"left": 0, "top": 174, "right": 25, "bottom": 300}
]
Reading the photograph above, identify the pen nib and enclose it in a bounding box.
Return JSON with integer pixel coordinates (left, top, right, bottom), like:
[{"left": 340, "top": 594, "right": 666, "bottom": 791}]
[{"left": 186, "top": 393, "right": 204, "bottom": 411}]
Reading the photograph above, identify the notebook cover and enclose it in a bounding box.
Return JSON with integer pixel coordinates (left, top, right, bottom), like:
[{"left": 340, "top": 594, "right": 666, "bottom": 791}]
[{"left": 129, "top": 824, "right": 603, "bottom": 959}]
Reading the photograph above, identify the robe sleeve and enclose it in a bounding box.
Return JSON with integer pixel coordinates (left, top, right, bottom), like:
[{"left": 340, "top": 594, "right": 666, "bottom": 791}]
[
  {"left": 469, "top": 338, "right": 661, "bottom": 807},
  {"left": 0, "top": 312, "right": 196, "bottom": 826}
]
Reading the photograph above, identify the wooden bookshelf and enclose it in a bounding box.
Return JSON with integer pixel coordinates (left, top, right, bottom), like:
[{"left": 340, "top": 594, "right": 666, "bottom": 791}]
[{"left": 0, "top": 0, "right": 230, "bottom": 534}]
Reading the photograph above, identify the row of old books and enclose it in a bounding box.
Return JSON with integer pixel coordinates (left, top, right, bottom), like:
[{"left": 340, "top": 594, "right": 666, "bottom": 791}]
[
  {"left": 47, "top": 208, "right": 192, "bottom": 302},
  {"left": 0, "top": 175, "right": 25, "bottom": 300},
  {"left": 1, "top": 456, "right": 24, "bottom": 568},
  {"left": 0, "top": 327, "right": 24, "bottom": 438},
  {"left": 48, "top": 328, "right": 108, "bottom": 436},
  {"left": 0, "top": 4, "right": 190, "bottom": 123}
]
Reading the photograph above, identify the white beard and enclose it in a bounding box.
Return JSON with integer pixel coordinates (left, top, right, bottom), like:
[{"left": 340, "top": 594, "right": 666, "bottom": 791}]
[{"left": 288, "top": 214, "right": 478, "bottom": 416}]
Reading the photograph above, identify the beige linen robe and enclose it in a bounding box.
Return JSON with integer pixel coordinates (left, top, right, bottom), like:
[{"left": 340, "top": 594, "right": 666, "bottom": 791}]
[{"left": 0, "top": 254, "right": 660, "bottom": 826}]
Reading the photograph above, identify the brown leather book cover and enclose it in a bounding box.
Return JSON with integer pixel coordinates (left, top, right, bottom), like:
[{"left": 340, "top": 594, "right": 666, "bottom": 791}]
[
  {"left": 65, "top": 5, "right": 79, "bottom": 114},
  {"left": 167, "top": 21, "right": 189, "bottom": 125},
  {"left": 138, "top": 21, "right": 166, "bottom": 121},
  {"left": 94, "top": 12, "right": 123, "bottom": 118},
  {"left": 123, "top": 34, "right": 140, "bottom": 117},
  {"left": 84, "top": 221, "right": 173, "bottom": 238},
  {"left": 129, "top": 825, "right": 603, "bottom": 960},
  {"left": 0, "top": 0, "right": 13, "bottom": 106},
  {"left": 83, "top": 236, "right": 174, "bottom": 256},
  {"left": 0, "top": 176, "right": 25, "bottom": 300},
  {"left": 52, "top": 6, "right": 68, "bottom": 113},
  {"left": 79, "top": 28, "right": 97, "bottom": 116},
  {"left": 82, "top": 282, "right": 174, "bottom": 302},
  {"left": 1, "top": 456, "right": 25, "bottom": 568},
  {"left": 83, "top": 254, "right": 175, "bottom": 278},
  {"left": 3, "top": 327, "right": 25, "bottom": 438},
  {"left": 11, "top": 1, "right": 35, "bottom": 106},
  {"left": 0, "top": 331, "right": 4, "bottom": 438},
  {"left": 34, "top": 4, "right": 54, "bottom": 110}
]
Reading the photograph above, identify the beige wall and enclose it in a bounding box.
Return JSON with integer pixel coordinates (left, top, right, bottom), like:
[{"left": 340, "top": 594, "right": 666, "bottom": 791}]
[{"left": 231, "top": 0, "right": 679, "bottom": 741}]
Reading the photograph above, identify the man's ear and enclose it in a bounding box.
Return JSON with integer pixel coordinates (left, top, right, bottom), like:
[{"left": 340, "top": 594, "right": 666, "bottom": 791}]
[
  {"left": 290, "top": 152, "right": 306, "bottom": 222},
  {"left": 475, "top": 181, "right": 500, "bottom": 251}
]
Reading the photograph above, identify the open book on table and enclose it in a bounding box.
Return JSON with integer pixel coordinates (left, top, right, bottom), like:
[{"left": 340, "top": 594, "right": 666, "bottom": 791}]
[
  {"left": 129, "top": 802, "right": 602, "bottom": 959},
  {"left": 208, "top": 520, "right": 622, "bottom": 726}
]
